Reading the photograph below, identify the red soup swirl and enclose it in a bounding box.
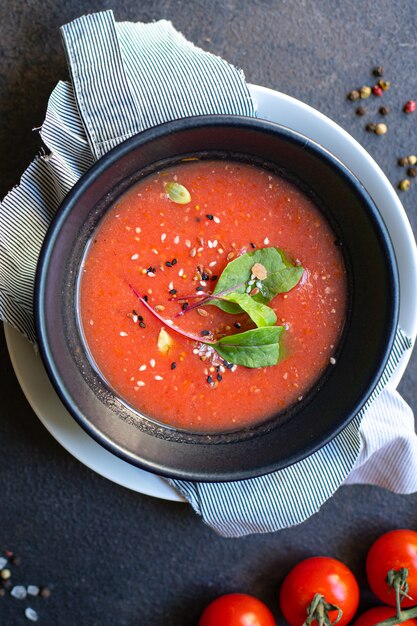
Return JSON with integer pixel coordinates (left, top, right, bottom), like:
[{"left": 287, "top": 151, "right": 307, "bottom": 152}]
[{"left": 79, "top": 160, "right": 347, "bottom": 433}]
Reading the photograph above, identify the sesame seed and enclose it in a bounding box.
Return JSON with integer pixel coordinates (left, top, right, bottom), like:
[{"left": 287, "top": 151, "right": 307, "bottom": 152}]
[
  {"left": 120, "top": 331, "right": 128, "bottom": 337},
  {"left": 147, "top": 272, "right": 156, "bottom": 278},
  {"left": 200, "top": 281, "right": 207, "bottom": 287},
  {"left": 171, "top": 362, "right": 177, "bottom": 370},
  {"left": 132, "top": 315, "right": 138, "bottom": 323},
  {"left": 174, "top": 235, "right": 180, "bottom": 244},
  {"left": 190, "top": 247, "right": 197, "bottom": 257},
  {"left": 171, "top": 258, "right": 178, "bottom": 265},
  {"left": 197, "top": 308, "right": 209, "bottom": 317},
  {"left": 264, "top": 237, "right": 270, "bottom": 245},
  {"left": 136, "top": 381, "right": 145, "bottom": 387},
  {"left": 155, "top": 375, "right": 163, "bottom": 381},
  {"left": 250, "top": 242, "right": 256, "bottom": 248},
  {"left": 139, "top": 365, "right": 147, "bottom": 371},
  {"left": 182, "top": 302, "right": 189, "bottom": 310},
  {"left": 209, "top": 261, "right": 217, "bottom": 267},
  {"left": 150, "top": 359, "right": 156, "bottom": 367},
  {"left": 135, "top": 227, "right": 141, "bottom": 234},
  {"left": 131, "top": 253, "right": 139, "bottom": 260},
  {"left": 208, "top": 240, "right": 213, "bottom": 248},
  {"left": 178, "top": 268, "right": 184, "bottom": 277},
  {"left": 152, "top": 249, "right": 159, "bottom": 254},
  {"left": 206, "top": 214, "right": 214, "bottom": 220},
  {"left": 207, "top": 375, "right": 213, "bottom": 384},
  {"left": 212, "top": 240, "right": 218, "bottom": 247},
  {"left": 330, "top": 357, "right": 336, "bottom": 365},
  {"left": 185, "top": 239, "right": 191, "bottom": 247},
  {"left": 213, "top": 216, "right": 220, "bottom": 224},
  {"left": 154, "top": 305, "right": 165, "bottom": 312},
  {"left": 168, "top": 282, "right": 174, "bottom": 290},
  {"left": 89, "top": 319, "right": 94, "bottom": 325},
  {"left": 161, "top": 233, "right": 166, "bottom": 242}
]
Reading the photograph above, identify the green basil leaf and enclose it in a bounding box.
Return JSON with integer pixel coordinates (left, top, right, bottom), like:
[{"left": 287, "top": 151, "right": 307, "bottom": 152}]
[
  {"left": 214, "top": 326, "right": 284, "bottom": 368},
  {"left": 224, "top": 292, "right": 277, "bottom": 327},
  {"left": 210, "top": 247, "right": 303, "bottom": 313}
]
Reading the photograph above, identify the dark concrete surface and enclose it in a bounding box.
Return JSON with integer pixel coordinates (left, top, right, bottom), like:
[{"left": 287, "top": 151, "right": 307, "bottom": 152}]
[{"left": 1, "top": 1, "right": 417, "bottom": 624}]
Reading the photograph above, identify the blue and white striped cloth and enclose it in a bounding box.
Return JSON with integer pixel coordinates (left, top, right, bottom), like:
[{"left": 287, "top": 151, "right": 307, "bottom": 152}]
[{"left": 0, "top": 10, "right": 416, "bottom": 537}]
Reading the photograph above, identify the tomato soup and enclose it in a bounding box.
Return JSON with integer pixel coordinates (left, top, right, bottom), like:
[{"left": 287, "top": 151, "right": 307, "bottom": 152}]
[{"left": 79, "top": 160, "right": 347, "bottom": 432}]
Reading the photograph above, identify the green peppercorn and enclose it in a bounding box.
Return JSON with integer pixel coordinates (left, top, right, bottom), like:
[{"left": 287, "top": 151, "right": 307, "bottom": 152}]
[
  {"left": 348, "top": 89, "right": 360, "bottom": 101},
  {"left": 375, "top": 123, "right": 388, "bottom": 135},
  {"left": 408, "top": 167, "right": 417, "bottom": 178},
  {"left": 398, "top": 179, "right": 411, "bottom": 191},
  {"left": 360, "top": 86, "right": 372, "bottom": 99},
  {"left": 378, "top": 79, "right": 391, "bottom": 91}
]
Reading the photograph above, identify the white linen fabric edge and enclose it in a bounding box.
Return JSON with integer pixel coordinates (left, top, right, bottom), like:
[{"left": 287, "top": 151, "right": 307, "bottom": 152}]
[{"left": 0, "top": 9, "right": 415, "bottom": 537}]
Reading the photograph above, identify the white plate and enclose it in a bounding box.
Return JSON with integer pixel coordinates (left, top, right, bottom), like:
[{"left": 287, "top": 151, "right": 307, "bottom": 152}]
[{"left": 4, "top": 84, "right": 417, "bottom": 502}]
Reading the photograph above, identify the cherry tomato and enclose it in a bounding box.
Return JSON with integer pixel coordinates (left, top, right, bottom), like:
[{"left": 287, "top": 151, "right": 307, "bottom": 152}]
[
  {"left": 354, "top": 606, "right": 417, "bottom": 626},
  {"left": 366, "top": 530, "right": 417, "bottom": 608},
  {"left": 279, "top": 556, "right": 360, "bottom": 626},
  {"left": 198, "top": 593, "right": 276, "bottom": 626}
]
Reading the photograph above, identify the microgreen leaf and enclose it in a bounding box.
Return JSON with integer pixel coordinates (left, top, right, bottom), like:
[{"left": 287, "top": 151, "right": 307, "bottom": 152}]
[
  {"left": 210, "top": 247, "right": 303, "bottom": 313},
  {"left": 214, "top": 326, "right": 284, "bottom": 368},
  {"left": 223, "top": 292, "right": 277, "bottom": 327},
  {"left": 165, "top": 182, "right": 191, "bottom": 204}
]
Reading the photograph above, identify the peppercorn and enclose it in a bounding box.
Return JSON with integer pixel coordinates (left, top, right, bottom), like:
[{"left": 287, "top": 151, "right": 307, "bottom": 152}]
[
  {"left": 360, "top": 86, "right": 372, "bottom": 99},
  {"left": 373, "top": 66, "right": 384, "bottom": 77},
  {"left": 408, "top": 167, "right": 417, "bottom": 178},
  {"left": 408, "top": 155, "right": 417, "bottom": 165},
  {"left": 403, "top": 100, "right": 416, "bottom": 113},
  {"left": 366, "top": 123, "right": 377, "bottom": 132},
  {"left": 398, "top": 157, "right": 409, "bottom": 167},
  {"left": 378, "top": 79, "right": 391, "bottom": 91},
  {"left": 375, "top": 123, "right": 388, "bottom": 135},
  {"left": 372, "top": 84, "right": 383, "bottom": 97},
  {"left": 348, "top": 89, "right": 360, "bottom": 101},
  {"left": 356, "top": 105, "right": 367, "bottom": 116},
  {"left": 398, "top": 179, "right": 411, "bottom": 191},
  {"left": 379, "top": 106, "right": 390, "bottom": 115}
]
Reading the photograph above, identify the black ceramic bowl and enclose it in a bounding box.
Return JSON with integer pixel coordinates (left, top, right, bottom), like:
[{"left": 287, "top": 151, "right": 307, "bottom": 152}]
[{"left": 34, "top": 116, "right": 399, "bottom": 482}]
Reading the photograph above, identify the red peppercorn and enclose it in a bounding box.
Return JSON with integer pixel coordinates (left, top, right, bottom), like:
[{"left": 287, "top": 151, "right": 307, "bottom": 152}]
[
  {"left": 372, "top": 84, "right": 383, "bottom": 97},
  {"left": 403, "top": 100, "right": 416, "bottom": 113}
]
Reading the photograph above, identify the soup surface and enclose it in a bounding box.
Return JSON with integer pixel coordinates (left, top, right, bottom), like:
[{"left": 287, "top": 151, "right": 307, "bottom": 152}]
[{"left": 79, "top": 160, "right": 347, "bottom": 432}]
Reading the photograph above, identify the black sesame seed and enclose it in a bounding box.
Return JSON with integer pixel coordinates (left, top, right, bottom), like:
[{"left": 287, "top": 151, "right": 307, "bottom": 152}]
[
  {"left": 223, "top": 359, "right": 233, "bottom": 369},
  {"left": 166, "top": 261, "right": 173, "bottom": 267},
  {"left": 147, "top": 266, "right": 156, "bottom": 273},
  {"left": 217, "top": 373, "right": 223, "bottom": 382},
  {"left": 210, "top": 275, "right": 218, "bottom": 281},
  {"left": 138, "top": 315, "right": 144, "bottom": 322},
  {"left": 171, "top": 258, "right": 177, "bottom": 265},
  {"left": 169, "top": 289, "right": 177, "bottom": 295},
  {"left": 216, "top": 365, "right": 221, "bottom": 372},
  {"left": 201, "top": 273, "right": 209, "bottom": 280},
  {"left": 334, "top": 239, "right": 343, "bottom": 247},
  {"left": 196, "top": 217, "right": 201, "bottom": 223},
  {"left": 182, "top": 302, "right": 189, "bottom": 310},
  {"left": 207, "top": 375, "right": 213, "bottom": 384},
  {"left": 139, "top": 321, "right": 146, "bottom": 328},
  {"left": 133, "top": 309, "right": 138, "bottom": 315},
  {"left": 196, "top": 285, "right": 204, "bottom": 292},
  {"left": 171, "top": 362, "right": 177, "bottom": 370},
  {"left": 206, "top": 214, "right": 214, "bottom": 220},
  {"left": 143, "top": 295, "right": 148, "bottom": 302},
  {"left": 250, "top": 242, "right": 256, "bottom": 248},
  {"left": 201, "top": 330, "right": 210, "bottom": 336},
  {"left": 234, "top": 322, "right": 241, "bottom": 329}
]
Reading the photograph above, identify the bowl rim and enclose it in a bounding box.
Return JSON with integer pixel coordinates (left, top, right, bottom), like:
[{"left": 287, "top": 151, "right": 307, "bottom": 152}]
[{"left": 34, "top": 114, "right": 399, "bottom": 481}]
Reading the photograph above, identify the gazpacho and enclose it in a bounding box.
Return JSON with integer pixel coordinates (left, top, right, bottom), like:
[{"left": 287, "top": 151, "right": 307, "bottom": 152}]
[{"left": 79, "top": 160, "right": 347, "bottom": 432}]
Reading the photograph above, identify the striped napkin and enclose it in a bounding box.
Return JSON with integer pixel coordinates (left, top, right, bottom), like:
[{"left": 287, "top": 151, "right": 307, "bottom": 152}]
[{"left": 1, "top": 10, "right": 416, "bottom": 537}]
